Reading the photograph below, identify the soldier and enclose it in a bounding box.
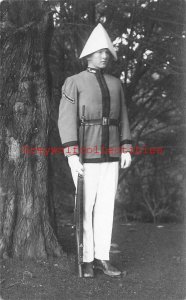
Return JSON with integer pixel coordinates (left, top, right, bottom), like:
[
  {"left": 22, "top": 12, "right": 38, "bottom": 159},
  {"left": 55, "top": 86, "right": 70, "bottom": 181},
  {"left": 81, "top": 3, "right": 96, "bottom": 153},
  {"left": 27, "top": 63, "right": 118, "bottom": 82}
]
[{"left": 58, "top": 23, "right": 132, "bottom": 278}]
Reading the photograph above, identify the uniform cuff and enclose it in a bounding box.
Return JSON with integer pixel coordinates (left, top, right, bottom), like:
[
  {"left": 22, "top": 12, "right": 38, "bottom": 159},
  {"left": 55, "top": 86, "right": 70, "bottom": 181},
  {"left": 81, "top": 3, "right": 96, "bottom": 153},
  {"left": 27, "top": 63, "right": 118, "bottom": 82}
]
[{"left": 120, "top": 139, "right": 132, "bottom": 146}]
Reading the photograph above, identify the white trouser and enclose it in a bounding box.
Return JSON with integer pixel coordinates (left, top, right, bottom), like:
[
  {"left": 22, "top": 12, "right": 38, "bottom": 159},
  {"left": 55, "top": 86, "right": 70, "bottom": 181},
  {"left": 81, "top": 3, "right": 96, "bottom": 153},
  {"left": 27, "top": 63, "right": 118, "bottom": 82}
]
[{"left": 72, "top": 162, "right": 119, "bottom": 262}]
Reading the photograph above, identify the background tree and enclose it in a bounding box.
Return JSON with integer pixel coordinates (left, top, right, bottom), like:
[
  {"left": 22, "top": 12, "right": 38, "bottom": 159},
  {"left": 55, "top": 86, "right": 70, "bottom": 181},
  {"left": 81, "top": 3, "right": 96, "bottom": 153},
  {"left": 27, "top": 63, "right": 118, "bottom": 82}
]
[
  {"left": 0, "top": 0, "right": 185, "bottom": 260},
  {"left": 0, "top": 0, "right": 61, "bottom": 258}
]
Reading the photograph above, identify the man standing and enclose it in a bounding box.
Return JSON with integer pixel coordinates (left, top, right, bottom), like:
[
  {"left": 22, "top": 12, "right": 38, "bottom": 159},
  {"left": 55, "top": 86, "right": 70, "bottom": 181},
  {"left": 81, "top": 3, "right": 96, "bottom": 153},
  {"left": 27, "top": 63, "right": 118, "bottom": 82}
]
[{"left": 58, "top": 24, "right": 132, "bottom": 278}]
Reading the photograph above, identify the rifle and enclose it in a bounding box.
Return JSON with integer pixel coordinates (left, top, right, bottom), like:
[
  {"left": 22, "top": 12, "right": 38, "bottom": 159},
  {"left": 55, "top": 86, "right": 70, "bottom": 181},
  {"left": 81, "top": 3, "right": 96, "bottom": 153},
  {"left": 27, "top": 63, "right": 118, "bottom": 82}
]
[{"left": 74, "top": 105, "right": 85, "bottom": 277}]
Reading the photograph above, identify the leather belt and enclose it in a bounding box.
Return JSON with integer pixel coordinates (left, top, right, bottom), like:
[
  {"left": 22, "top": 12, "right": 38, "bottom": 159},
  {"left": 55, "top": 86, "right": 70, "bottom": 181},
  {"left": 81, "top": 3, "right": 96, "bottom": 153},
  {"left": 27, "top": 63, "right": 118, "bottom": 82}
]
[{"left": 79, "top": 117, "right": 119, "bottom": 126}]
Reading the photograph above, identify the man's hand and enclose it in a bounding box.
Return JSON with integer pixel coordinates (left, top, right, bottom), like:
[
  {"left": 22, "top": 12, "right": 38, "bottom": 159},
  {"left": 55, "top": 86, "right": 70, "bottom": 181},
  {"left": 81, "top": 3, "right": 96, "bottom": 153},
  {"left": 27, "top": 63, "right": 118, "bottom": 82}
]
[
  {"left": 68, "top": 155, "right": 84, "bottom": 175},
  {"left": 121, "top": 152, "right": 132, "bottom": 169}
]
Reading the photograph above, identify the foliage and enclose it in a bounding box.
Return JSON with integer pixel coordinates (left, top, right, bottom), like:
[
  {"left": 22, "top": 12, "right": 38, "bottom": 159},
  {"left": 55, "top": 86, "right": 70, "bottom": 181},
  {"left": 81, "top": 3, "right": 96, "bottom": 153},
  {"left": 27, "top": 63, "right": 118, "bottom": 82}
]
[
  {"left": 1, "top": 0, "right": 185, "bottom": 225},
  {"left": 47, "top": 0, "right": 185, "bottom": 223}
]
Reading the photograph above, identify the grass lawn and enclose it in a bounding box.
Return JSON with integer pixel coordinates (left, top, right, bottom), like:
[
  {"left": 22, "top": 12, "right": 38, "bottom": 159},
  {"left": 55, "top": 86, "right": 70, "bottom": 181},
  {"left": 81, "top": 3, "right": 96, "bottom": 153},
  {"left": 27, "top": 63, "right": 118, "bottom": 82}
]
[{"left": 1, "top": 222, "right": 185, "bottom": 300}]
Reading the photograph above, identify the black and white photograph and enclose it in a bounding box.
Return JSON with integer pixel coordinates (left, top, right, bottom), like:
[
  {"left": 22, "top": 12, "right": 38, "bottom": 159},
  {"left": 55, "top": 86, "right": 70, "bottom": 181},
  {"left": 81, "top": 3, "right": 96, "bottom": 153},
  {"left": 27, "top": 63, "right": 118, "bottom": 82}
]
[{"left": 0, "top": 0, "right": 185, "bottom": 299}]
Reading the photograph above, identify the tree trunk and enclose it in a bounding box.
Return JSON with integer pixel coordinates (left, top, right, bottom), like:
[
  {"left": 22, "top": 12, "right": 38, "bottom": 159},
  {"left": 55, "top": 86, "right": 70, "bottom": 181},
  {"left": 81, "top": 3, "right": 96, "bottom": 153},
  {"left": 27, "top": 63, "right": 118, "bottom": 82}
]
[{"left": 0, "top": 0, "right": 61, "bottom": 258}]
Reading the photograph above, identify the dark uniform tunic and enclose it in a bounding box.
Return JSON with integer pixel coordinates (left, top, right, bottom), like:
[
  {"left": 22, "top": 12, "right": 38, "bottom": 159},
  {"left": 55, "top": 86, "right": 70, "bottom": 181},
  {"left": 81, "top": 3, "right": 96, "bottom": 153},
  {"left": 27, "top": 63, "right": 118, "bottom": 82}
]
[{"left": 58, "top": 68, "right": 132, "bottom": 162}]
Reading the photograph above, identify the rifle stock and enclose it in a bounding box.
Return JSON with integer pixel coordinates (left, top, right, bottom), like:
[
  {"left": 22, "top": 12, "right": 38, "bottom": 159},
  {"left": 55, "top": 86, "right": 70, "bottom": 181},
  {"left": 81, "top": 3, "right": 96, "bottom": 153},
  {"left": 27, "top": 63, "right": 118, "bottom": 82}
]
[{"left": 75, "top": 105, "right": 85, "bottom": 277}]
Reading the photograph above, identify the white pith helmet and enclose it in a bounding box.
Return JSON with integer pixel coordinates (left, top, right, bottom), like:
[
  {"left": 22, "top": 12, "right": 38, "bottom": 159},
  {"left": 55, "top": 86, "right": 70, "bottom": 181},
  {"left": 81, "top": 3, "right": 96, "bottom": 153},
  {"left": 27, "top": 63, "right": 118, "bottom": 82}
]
[{"left": 79, "top": 23, "right": 117, "bottom": 61}]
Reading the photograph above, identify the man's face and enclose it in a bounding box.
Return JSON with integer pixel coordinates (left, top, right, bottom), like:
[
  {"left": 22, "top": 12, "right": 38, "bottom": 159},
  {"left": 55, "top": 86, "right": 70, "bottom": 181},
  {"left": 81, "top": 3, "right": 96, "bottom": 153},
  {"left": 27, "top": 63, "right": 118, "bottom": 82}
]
[{"left": 87, "top": 48, "right": 110, "bottom": 69}]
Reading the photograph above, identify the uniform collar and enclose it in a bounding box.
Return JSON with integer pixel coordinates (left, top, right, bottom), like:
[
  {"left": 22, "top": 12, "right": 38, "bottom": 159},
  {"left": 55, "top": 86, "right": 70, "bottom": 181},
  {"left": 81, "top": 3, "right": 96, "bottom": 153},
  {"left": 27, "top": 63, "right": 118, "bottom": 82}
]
[{"left": 87, "top": 67, "right": 104, "bottom": 74}]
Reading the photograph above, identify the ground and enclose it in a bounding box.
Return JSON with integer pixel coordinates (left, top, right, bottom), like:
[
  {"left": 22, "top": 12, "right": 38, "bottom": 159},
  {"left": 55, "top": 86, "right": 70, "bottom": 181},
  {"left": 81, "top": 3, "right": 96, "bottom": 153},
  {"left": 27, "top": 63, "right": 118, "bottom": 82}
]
[{"left": 0, "top": 221, "right": 186, "bottom": 300}]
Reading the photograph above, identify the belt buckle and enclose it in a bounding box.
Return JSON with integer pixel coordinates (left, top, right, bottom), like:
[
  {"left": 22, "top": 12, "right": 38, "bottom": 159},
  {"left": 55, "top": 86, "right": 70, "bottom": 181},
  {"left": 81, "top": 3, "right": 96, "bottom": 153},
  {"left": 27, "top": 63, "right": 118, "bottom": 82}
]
[{"left": 102, "top": 117, "right": 109, "bottom": 125}]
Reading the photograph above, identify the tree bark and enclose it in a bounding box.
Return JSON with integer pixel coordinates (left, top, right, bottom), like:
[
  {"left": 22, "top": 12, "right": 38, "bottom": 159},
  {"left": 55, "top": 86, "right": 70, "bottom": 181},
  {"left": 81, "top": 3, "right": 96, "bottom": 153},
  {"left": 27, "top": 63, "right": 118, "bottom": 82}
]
[{"left": 0, "top": 0, "right": 61, "bottom": 258}]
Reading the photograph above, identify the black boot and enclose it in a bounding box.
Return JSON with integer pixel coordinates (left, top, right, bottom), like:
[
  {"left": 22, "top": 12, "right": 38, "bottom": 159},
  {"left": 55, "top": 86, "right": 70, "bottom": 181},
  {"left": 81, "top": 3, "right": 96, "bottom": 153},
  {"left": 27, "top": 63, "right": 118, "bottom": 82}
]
[{"left": 94, "top": 259, "right": 121, "bottom": 277}]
